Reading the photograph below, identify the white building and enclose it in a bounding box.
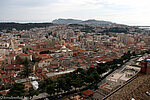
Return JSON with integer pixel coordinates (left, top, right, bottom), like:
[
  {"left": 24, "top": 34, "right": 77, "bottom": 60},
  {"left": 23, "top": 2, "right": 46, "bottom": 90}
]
[
  {"left": 31, "top": 81, "right": 39, "bottom": 90},
  {"left": 55, "top": 45, "right": 73, "bottom": 57},
  {"left": 106, "top": 66, "right": 141, "bottom": 88}
]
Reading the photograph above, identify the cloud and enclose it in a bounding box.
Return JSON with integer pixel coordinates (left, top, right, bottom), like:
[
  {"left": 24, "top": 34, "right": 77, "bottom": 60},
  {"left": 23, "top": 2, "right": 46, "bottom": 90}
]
[
  {"left": 49, "top": 0, "right": 104, "bottom": 13},
  {"left": 0, "top": 0, "right": 150, "bottom": 25}
]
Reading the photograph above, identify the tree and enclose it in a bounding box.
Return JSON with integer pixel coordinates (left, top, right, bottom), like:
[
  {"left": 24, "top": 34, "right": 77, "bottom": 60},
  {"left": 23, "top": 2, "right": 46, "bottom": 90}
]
[
  {"left": 15, "top": 56, "right": 23, "bottom": 64},
  {"left": 0, "top": 85, "right": 5, "bottom": 90},
  {"left": 32, "top": 55, "right": 41, "bottom": 63},
  {"left": 92, "top": 71, "right": 101, "bottom": 83},
  {"left": 39, "top": 50, "right": 52, "bottom": 54},
  {"left": 132, "top": 51, "right": 136, "bottom": 56},
  {"left": 6, "top": 83, "right": 25, "bottom": 97},
  {"left": 28, "top": 88, "right": 39, "bottom": 99},
  {"left": 71, "top": 76, "right": 84, "bottom": 91},
  {"left": 145, "top": 50, "right": 150, "bottom": 54},
  {"left": 60, "top": 74, "right": 72, "bottom": 92},
  {"left": 87, "top": 67, "right": 95, "bottom": 75},
  {"left": 18, "top": 58, "right": 32, "bottom": 78},
  {"left": 57, "top": 77, "right": 66, "bottom": 93},
  {"left": 39, "top": 78, "right": 54, "bottom": 92},
  {"left": 46, "top": 84, "right": 55, "bottom": 95},
  {"left": 76, "top": 68, "right": 88, "bottom": 84},
  {"left": 96, "top": 65, "right": 108, "bottom": 74},
  {"left": 44, "top": 78, "right": 54, "bottom": 84},
  {"left": 106, "top": 61, "right": 114, "bottom": 66},
  {"left": 64, "top": 77, "right": 72, "bottom": 92},
  {"left": 121, "top": 51, "right": 132, "bottom": 60},
  {"left": 111, "top": 64, "right": 118, "bottom": 70}
]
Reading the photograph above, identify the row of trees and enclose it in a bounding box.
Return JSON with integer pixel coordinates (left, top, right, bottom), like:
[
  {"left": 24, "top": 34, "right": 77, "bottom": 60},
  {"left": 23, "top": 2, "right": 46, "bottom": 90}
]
[
  {"left": 5, "top": 83, "right": 39, "bottom": 99},
  {"left": 140, "top": 50, "right": 150, "bottom": 55},
  {"left": 80, "top": 25, "right": 95, "bottom": 33},
  {"left": 97, "top": 51, "right": 136, "bottom": 75},
  {"left": 39, "top": 67, "right": 100, "bottom": 96},
  {"left": 0, "top": 23, "right": 54, "bottom": 32},
  {"left": 102, "top": 27, "right": 129, "bottom": 33}
]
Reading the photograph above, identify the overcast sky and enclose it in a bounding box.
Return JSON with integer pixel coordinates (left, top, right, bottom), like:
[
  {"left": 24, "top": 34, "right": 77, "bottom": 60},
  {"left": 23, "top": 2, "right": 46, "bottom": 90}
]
[{"left": 0, "top": 0, "right": 150, "bottom": 26}]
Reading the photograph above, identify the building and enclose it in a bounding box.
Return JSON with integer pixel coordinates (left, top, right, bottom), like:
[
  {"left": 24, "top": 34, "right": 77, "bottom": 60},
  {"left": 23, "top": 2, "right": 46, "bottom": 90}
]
[
  {"left": 106, "top": 75, "right": 150, "bottom": 100},
  {"left": 46, "top": 68, "right": 75, "bottom": 79},
  {"left": 140, "top": 59, "right": 150, "bottom": 75},
  {"left": 82, "top": 89, "right": 95, "bottom": 98},
  {"left": 55, "top": 45, "right": 73, "bottom": 57},
  {"left": 106, "top": 66, "right": 140, "bottom": 88}
]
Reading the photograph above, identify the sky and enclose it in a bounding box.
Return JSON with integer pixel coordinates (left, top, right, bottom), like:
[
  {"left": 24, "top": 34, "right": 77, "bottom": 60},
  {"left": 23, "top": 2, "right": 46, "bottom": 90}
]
[{"left": 0, "top": 0, "right": 150, "bottom": 26}]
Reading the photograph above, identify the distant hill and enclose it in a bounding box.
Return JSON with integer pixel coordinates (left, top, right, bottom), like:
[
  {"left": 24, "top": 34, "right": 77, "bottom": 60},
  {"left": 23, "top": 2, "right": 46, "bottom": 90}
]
[
  {"left": 0, "top": 22, "right": 54, "bottom": 32},
  {"left": 52, "top": 18, "right": 82, "bottom": 24},
  {"left": 52, "top": 18, "right": 116, "bottom": 25},
  {"left": 81, "top": 19, "right": 115, "bottom": 25}
]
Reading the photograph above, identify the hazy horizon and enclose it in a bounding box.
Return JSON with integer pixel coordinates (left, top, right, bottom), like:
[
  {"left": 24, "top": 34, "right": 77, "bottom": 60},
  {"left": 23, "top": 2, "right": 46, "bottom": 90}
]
[
  {"left": 1, "top": 0, "right": 150, "bottom": 26},
  {"left": 0, "top": 19, "right": 129, "bottom": 26}
]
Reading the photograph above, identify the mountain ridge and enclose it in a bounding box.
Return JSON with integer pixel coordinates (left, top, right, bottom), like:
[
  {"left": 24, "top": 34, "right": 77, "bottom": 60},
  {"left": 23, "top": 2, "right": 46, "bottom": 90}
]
[{"left": 52, "top": 18, "right": 116, "bottom": 25}]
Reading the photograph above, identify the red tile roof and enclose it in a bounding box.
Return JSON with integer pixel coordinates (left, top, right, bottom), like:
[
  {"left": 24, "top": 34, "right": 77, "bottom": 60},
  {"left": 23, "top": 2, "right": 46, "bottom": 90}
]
[
  {"left": 82, "top": 89, "right": 94, "bottom": 97},
  {"left": 98, "top": 56, "right": 106, "bottom": 60},
  {"left": 8, "top": 54, "right": 17, "bottom": 57},
  {"left": 0, "top": 90, "right": 10, "bottom": 95},
  {"left": 7, "top": 64, "right": 23, "bottom": 67},
  {"left": 19, "top": 53, "right": 28, "bottom": 56},
  {"left": 101, "top": 83, "right": 108, "bottom": 88}
]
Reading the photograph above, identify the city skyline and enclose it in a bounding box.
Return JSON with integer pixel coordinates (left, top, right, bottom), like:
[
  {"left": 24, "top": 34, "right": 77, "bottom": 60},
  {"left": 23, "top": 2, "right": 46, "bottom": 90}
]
[{"left": 0, "top": 0, "right": 150, "bottom": 26}]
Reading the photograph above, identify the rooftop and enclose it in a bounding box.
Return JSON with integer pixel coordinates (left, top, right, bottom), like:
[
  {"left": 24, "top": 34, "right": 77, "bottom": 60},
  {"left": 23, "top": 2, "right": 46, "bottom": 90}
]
[
  {"left": 82, "top": 89, "right": 95, "bottom": 97},
  {"left": 46, "top": 68, "right": 75, "bottom": 77},
  {"left": 106, "top": 75, "right": 150, "bottom": 100},
  {"left": 146, "top": 59, "right": 150, "bottom": 62},
  {"left": 107, "top": 66, "right": 141, "bottom": 82}
]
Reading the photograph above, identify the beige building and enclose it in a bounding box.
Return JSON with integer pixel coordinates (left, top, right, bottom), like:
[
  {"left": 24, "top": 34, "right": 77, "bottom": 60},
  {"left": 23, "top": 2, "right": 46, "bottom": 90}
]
[{"left": 106, "top": 66, "right": 141, "bottom": 88}]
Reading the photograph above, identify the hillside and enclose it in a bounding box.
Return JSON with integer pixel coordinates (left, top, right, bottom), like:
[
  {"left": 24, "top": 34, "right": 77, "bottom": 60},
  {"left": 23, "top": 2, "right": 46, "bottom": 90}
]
[
  {"left": 52, "top": 18, "right": 116, "bottom": 25},
  {"left": 52, "top": 18, "right": 82, "bottom": 24}
]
